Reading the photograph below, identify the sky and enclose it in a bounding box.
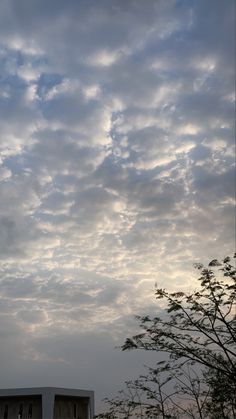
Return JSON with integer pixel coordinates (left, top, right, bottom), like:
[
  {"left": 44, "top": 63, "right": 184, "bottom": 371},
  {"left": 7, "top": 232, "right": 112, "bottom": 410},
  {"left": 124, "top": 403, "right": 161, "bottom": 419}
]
[{"left": 0, "top": 0, "right": 235, "bottom": 413}]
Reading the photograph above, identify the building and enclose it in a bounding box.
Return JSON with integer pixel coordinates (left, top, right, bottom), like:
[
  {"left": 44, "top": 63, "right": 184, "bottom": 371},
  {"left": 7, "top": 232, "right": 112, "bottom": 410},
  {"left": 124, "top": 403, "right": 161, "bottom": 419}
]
[{"left": 0, "top": 387, "right": 94, "bottom": 419}]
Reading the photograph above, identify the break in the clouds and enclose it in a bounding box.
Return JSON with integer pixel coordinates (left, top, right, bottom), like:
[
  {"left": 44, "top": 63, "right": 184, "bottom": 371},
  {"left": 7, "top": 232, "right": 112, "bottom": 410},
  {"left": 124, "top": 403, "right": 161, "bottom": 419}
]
[{"left": 0, "top": 0, "right": 235, "bottom": 411}]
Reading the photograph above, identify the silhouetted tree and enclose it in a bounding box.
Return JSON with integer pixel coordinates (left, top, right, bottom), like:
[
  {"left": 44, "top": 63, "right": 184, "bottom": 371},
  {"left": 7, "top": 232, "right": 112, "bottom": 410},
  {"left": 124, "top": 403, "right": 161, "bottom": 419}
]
[{"left": 96, "top": 255, "right": 236, "bottom": 418}]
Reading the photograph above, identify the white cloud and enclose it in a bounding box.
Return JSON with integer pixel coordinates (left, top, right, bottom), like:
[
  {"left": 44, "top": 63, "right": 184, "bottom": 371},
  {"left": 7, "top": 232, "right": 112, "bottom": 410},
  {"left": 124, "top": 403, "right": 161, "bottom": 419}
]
[
  {"left": 176, "top": 123, "right": 201, "bottom": 136},
  {"left": 87, "top": 49, "right": 120, "bottom": 67},
  {"left": 17, "top": 63, "right": 41, "bottom": 81}
]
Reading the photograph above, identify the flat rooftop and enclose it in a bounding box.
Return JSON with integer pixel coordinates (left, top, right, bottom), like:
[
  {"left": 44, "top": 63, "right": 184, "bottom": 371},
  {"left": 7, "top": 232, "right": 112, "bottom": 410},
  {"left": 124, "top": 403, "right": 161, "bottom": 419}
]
[{"left": 0, "top": 387, "right": 94, "bottom": 397}]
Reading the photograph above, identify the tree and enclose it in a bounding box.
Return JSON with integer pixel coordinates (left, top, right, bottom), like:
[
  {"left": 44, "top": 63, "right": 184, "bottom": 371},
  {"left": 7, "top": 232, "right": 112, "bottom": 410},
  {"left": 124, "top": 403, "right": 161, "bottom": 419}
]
[
  {"left": 96, "top": 255, "right": 236, "bottom": 418},
  {"left": 96, "top": 362, "right": 210, "bottom": 419},
  {"left": 204, "top": 366, "right": 236, "bottom": 418}
]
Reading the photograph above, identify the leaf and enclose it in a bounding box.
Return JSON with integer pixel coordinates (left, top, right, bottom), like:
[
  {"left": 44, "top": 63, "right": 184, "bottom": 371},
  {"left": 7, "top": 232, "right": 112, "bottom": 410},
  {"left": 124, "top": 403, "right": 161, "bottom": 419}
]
[{"left": 209, "top": 259, "right": 222, "bottom": 266}]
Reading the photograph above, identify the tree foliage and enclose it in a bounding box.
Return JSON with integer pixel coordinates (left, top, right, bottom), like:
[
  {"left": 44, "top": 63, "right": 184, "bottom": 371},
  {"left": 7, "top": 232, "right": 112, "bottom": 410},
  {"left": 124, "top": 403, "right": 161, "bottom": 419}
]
[{"left": 96, "top": 255, "right": 236, "bottom": 418}]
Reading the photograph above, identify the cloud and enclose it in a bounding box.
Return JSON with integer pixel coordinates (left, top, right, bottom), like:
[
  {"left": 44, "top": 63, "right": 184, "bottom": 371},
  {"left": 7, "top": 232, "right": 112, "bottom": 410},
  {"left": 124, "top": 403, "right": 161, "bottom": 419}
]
[{"left": 0, "top": 0, "right": 234, "bottom": 411}]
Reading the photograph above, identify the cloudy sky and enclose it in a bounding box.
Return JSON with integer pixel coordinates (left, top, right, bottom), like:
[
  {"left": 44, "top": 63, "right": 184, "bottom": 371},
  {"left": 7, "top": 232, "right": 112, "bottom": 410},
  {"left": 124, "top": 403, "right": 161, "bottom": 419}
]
[{"left": 0, "top": 0, "right": 235, "bottom": 412}]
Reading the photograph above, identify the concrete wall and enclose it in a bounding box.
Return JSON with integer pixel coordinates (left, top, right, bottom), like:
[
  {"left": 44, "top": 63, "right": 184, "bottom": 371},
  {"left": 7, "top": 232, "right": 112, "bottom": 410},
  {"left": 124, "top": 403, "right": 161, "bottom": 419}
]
[
  {"left": 0, "top": 388, "right": 94, "bottom": 419},
  {"left": 0, "top": 396, "right": 42, "bottom": 419},
  {"left": 54, "top": 396, "right": 89, "bottom": 419}
]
